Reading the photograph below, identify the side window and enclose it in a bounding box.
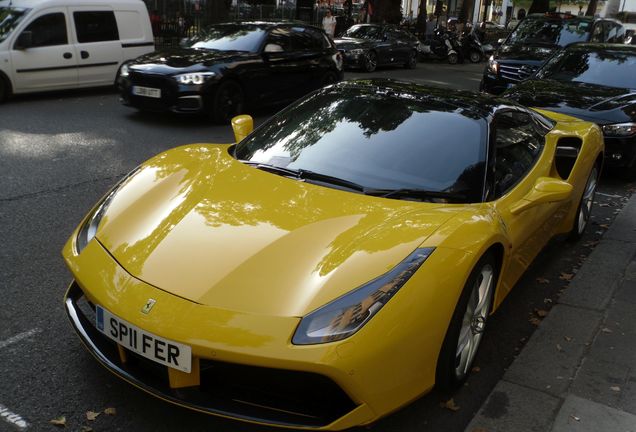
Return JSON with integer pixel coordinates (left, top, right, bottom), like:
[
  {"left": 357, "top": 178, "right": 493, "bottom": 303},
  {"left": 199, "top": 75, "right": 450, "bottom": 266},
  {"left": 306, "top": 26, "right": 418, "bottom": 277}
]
[
  {"left": 605, "top": 23, "right": 618, "bottom": 43},
  {"left": 74, "top": 11, "right": 119, "bottom": 43},
  {"left": 491, "top": 111, "right": 545, "bottom": 198},
  {"left": 20, "top": 13, "right": 67, "bottom": 48},
  {"left": 590, "top": 23, "right": 605, "bottom": 42},
  {"left": 291, "top": 27, "right": 320, "bottom": 51},
  {"left": 266, "top": 27, "right": 292, "bottom": 52}
]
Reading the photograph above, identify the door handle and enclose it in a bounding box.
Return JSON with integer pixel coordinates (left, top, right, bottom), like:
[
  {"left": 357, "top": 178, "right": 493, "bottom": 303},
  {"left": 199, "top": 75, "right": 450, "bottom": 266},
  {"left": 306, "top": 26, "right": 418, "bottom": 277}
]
[
  {"left": 81, "top": 50, "right": 89, "bottom": 59},
  {"left": 63, "top": 52, "right": 73, "bottom": 59}
]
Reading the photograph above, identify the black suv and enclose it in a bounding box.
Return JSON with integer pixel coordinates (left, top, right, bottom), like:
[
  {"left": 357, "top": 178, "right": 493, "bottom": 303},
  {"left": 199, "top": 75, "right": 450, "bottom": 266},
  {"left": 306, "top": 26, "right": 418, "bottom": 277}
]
[
  {"left": 480, "top": 13, "right": 625, "bottom": 95},
  {"left": 118, "top": 22, "right": 343, "bottom": 123}
]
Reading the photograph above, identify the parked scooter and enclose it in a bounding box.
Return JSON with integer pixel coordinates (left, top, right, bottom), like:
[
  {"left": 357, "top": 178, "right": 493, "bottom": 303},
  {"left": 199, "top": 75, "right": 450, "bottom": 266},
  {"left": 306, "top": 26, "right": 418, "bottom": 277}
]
[
  {"left": 459, "top": 28, "right": 485, "bottom": 63},
  {"left": 418, "top": 27, "right": 461, "bottom": 64}
]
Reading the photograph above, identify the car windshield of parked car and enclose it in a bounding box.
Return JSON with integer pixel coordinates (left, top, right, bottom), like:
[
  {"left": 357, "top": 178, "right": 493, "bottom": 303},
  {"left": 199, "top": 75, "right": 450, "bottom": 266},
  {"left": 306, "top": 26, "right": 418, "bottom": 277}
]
[
  {"left": 235, "top": 85, "right": 487, "bottom": 203},
  {"left": 0, "top": 7, "right": 30, "bottom": 43},
  {"left": 345, "top": 25, "right": 382, "bottom": 40},
  {"left": 537, "top": 49, "right": 636, "bottom": 89},
  {"left": 186, "top": 25, "right": 266, "bottom": 52},
  {"left": 507, "top": 17, "right": 591, "bottom": 46}
]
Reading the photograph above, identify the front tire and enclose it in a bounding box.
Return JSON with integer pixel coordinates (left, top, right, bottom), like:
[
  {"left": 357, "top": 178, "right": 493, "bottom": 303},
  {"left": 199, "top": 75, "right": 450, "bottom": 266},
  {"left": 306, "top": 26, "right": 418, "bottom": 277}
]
[
  {"left": 447, "top": 52, "right": 459, "bottom": 65},
  {"left": 321, "top": 70, "right": 339, "bottom": 86},
  {"left": 211, "top": 80, "right": 245, "bottom": 125},
  {"left": 363, "top": 51, "right": 377, "bottom": 72},
  {"left": 436, "top": 253, "right": 497, "bottom": 392},
  {"left": 569, "top": 165, "right": 599, "bottom": 240},
  {"left": 469, "top": 49, "right": 482, "bottom": 63},
  {"left": 0, "top": 75, "right": 9, "bottom": 103}
]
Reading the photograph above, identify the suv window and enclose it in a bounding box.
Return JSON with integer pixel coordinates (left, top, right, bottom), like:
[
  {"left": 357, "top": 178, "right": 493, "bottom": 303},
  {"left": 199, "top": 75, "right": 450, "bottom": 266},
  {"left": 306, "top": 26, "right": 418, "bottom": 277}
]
[
  {"left": 74, "top": 11, "right": 119, "bottom": 43},
  {"left": 291, "top": 26, "right": 321, "bottom": 50},
  {"left": 491, "top": 111, "right": 545, "bottom": 198},
  {"left": 20, "top": 13, "right": 67, "bottom": 47},
  {"left": 507, "top": 16, "right": 592, "bottom": 46}
]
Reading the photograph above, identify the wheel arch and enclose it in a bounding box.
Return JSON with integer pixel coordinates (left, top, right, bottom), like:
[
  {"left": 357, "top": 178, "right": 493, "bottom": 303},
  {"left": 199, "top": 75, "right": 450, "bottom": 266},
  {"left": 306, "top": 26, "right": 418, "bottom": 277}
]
[{"left": 0, "top": 69, "right": 13, "bottom": 101}]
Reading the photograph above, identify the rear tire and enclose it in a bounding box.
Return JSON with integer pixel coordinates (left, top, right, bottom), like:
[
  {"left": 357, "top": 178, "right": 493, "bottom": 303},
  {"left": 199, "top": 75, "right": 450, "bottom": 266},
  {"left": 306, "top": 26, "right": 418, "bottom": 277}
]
[
  {"left": 211, "top": 80, "right": 245, "bottom": 125},
  {"left": 0, "top": 75, "right": 10, "bottom": 103},
  {"left": 569, "top": 164, "right": 599, "bottom": 241},
  {"left": 447, "top": 52, "right": 459, "bottom": 65},
  {"left": 321, "top": 70, "right": 339, "bottom": 86},
  {"left": 436, "top": 253, "right": 497, "bottom": 392},
  {"left": 469, "top": 49, "right": 482, "bottom": 63},
  {"left": 404, "top": 50, "right": 417, "bottom": 69}
]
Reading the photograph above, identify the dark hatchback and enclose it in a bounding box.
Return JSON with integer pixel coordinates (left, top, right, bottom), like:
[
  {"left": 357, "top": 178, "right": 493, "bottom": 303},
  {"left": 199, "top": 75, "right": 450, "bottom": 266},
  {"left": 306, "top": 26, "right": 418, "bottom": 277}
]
[
  {"left": 481, "top": 13, "right": 625, "bottom": 95},
  {"left": 503, "top": 43, "right": 636, "bottom": 178},
  {"left": 333, "top": 24, "right": 419, "bottom": 72},
  {"left": 118, "top": 22, "right": 343, "bottom": 123}
]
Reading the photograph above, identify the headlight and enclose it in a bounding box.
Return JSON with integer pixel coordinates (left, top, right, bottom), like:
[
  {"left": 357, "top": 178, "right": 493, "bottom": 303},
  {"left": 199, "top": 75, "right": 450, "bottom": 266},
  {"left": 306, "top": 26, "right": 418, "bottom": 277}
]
[
  {"left": 174, "top": 72, "right": 216, "bottom": 85},
  {"left": 602, "top": 123, "right": 636, "bottom": 137},
  {"left": 349, "top": 48, "right": 366, "bottom": 55},
  {"left": 119, "top": 63, "right": 130, "bottom": 78},
  {"left": 292, "top": 247, "right": 434, "bottom": 345},
  {"left": 75, "top": 168, "right": 139, "bottom": 254},
  {"left": 487, "top": 56, "right": 498, "bottom": 74}
]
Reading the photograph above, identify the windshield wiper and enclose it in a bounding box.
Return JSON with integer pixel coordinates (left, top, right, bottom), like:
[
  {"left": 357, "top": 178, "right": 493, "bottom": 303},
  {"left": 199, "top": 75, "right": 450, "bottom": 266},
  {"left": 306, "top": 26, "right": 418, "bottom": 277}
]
[
  {"left": 297, "top": 170, "right": 368, "bottom": 192},
  {"left": 241, "top": 161, "right": 301, "bottom": 177},
  {"left": 365, "top": 188, "right": 467, "bottom": 201}
]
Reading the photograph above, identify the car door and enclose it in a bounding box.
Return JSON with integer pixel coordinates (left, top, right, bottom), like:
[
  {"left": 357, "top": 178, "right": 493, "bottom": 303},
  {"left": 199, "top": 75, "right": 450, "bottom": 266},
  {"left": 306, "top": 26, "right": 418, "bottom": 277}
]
[
  {"left": 288, "top": 26, "right": 326, "bottom": 95},
  {"left": 487, "top": 110, "right": 566, "bottom": 287},
  {"left": 9, "top": 9, "right": 79, "bottom": 92},
  {"left": 70, "top": 8, "right": 122, "bottom": 87}
]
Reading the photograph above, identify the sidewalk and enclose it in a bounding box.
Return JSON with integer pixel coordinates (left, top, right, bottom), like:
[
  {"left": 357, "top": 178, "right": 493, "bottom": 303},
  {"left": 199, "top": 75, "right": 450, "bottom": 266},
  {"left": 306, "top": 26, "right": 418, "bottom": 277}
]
[{"left": 466, "top": 194, "right": 636, "bottom": 432}]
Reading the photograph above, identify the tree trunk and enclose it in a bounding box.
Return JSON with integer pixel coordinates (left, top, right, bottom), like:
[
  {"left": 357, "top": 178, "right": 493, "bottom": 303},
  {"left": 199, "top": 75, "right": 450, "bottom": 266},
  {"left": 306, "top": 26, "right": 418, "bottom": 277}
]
[
  {"left": 375, "top": 0, "right": 402, "bottom": 24},
  {"left": 459, "top": 0, "right": 474, "bottom": 23},
  {"left": 585, "top": 0, "right": 598, "bottom": 15}
]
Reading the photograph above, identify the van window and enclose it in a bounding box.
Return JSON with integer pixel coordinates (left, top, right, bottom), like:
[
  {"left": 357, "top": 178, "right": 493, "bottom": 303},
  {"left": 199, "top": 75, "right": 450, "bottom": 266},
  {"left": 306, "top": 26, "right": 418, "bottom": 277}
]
[
  {"left": 22, "top": 13, "right": 67, "bottom": 47},
  {"left": 74, "top": 11, "right": 119, "bottom": 43}
]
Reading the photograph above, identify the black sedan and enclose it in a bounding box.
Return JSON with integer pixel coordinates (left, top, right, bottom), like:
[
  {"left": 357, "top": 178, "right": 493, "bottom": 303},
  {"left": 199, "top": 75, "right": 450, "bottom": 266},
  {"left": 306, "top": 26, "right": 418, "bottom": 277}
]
[
  {"left": 118, "top": 22, "right": 343, "bottom": 123},
  {"left": 334, "top": 24, "right": 419, "bottom": 72},
  {"left": 503, "top": 43, "right": 636, "bottom": 179}
]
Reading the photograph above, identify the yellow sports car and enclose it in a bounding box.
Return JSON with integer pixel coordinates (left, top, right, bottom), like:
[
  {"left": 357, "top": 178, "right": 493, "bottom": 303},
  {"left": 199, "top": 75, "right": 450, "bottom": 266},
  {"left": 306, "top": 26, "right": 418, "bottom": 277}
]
[{"left": 63, "top": 79, "right": 603, "bottom": 430}]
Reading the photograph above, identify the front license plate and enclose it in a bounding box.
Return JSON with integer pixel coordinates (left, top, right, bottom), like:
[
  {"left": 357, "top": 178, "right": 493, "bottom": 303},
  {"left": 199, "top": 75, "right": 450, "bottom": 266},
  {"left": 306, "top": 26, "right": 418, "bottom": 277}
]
[
  {"left": 96, "top": 305, "right": 191, "bottom": 373},
  {"left": 132, "top": 86, "right": 161, "bottom": 98}
]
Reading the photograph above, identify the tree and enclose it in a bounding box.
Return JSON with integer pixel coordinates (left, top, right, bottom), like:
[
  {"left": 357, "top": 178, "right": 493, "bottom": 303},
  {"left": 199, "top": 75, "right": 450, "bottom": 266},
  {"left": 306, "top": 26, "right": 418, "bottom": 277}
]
[
  {"left": 585, "top": 0, "right": 598, "bottom": 15},
  {"left": 527, "top": 0, "right": 550, "bottom": 14},
  {"left": 374, "top": 0, "right": 402, "bottom": 24}
]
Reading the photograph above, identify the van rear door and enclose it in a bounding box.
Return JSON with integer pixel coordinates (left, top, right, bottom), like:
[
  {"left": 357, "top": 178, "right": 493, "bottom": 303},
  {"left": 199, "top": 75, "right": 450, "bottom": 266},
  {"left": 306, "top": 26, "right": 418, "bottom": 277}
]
[
  {"left": 10, "top": 8, "right": 79, "bottom": 92},
  {"left": 70, "top": 7, "right": 122, "bottom": 87}
]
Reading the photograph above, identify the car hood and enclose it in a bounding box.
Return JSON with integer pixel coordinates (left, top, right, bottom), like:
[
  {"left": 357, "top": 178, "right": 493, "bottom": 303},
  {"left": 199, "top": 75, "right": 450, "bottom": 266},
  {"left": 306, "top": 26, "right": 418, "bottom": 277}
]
[
  {"left": 96, "top": 145, "right": 457, "bottom": 317},
  {"left": 496, "top": 43, "right": 558, "bottom": 63},
  {"left": 129, "top": 48, "right": 253, "bottom": 72},
  {"left": 504, "top": 79, "right": 636, "bottom": 124},
  {"left": 334, "top": 37, "right": 373, "bottom": 50}
]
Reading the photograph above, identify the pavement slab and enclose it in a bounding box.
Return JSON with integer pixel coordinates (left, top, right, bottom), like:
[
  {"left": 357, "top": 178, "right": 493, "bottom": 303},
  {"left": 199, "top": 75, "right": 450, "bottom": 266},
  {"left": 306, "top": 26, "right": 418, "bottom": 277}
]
[{"left": 550, "top": 394, "right": 636, "bottom": 432}]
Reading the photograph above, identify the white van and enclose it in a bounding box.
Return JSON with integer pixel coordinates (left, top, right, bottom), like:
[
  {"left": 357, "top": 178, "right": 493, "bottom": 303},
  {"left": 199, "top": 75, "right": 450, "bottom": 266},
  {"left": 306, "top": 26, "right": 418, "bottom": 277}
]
[{"left": 0, "top": 0, "right": 154, "bottom": 101}]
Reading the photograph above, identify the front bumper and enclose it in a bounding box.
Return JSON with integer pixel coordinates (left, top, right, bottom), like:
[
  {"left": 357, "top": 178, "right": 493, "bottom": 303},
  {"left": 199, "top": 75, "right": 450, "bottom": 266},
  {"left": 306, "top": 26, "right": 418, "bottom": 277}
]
[
  {"left": 479, "top": 72, "right": 512, "bottom": 95},
  {"left": 340, "top": 50, "right": 366, "bottom": 69},
  {"left": 118, "top": 74, "right": 211, "bottom": 114}
]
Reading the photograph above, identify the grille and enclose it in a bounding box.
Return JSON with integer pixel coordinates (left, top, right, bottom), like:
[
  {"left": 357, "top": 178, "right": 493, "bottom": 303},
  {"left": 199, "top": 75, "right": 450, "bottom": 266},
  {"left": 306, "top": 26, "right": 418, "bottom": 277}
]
[
  {"left": 499, "top": 63, "right": 539, "bottom": 83},
  {"left": 127, "top": 72, "right": 179, "bottom": 110},
  {"left": 66, "top": 282, "right": 357, "bottom": 428}
]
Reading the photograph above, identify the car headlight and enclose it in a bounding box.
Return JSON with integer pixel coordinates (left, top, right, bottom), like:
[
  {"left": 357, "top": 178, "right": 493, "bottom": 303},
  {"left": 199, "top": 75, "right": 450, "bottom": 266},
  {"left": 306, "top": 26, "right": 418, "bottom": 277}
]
[
  {"left": 292, "top": 247, "right": 434, "bottom": 345},
  {"left": 75, "top": 168, "right": 139, "bottom": 254},
  {"left": 174, "top": 72, "right": 216, "bottom": 85},
  {"left": 487, "top": 56, "right": 498, "bottom": 74},
  {"left": 602, "top": 123, "right": 636, "bottom": 137},
  {"left": 119, "top": 63, "right": 130, "bottom": 78},
  {"left": 349, "top": 48, "right": 366, "bottom": 55}
]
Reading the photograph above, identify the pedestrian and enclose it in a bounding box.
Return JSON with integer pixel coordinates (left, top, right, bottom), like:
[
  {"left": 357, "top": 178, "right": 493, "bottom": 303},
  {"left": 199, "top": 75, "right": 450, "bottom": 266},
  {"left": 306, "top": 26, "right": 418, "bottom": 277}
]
[{"left": 322, "top": 9, "right": 337, "bottom": 38}]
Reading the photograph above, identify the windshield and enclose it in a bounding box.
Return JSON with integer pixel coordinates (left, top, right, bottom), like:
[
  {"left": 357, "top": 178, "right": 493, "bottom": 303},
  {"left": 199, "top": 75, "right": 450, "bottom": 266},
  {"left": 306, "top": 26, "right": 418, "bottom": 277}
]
[
  {"left": 0, "top": 7, "right": 30, "bottom": 43},
  {"left": 185, "top": 24, "right": 266, "bottom": 52},
  {"left": 537, "top": 49, "right": 636, "bottom": 89},
  {"left": 507, "top": 17, "right": 592, "bottom": 46},
  {"left": 235, "top": 84, "right": 487, "bottom": 203},
  {"left": 345, "top": 25, "right": 383, "bottom": 40}
]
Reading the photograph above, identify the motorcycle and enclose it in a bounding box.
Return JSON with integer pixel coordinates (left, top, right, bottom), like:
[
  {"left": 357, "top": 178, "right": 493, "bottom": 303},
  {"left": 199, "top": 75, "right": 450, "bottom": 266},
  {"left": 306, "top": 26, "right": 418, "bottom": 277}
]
[{"left": 418, "top": 27, "right": 461, "bottom": 64}]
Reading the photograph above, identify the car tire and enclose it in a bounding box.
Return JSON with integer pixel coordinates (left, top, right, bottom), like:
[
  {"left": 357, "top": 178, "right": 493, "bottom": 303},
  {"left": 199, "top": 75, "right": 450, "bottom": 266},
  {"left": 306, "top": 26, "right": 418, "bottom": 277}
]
[
  {"left": 469, "top": 49, "right": 482, "bottom": 63},
  {"left": 363, "top": 51, "right": 377, "bottom": 72},
  {"left": 404, "top": 50, "right": 417, "bottom": 69},
  {"left": 321, "top": 70, "right": 339, "bottom": 86},
  {"left": 435, "top": 252, "right": 497, "bottom": 392},
  {"left": 0, "top": 74, "right": 10, "bottom": 103},
  {"left": 212, "top": 80, "right": 245, "bottom": 125},
  {"left": 447, "top": 52, "right": 459, "bottom": 65},
  {"left": 569, "top": 164, "right": 599, "bottom": 241}
]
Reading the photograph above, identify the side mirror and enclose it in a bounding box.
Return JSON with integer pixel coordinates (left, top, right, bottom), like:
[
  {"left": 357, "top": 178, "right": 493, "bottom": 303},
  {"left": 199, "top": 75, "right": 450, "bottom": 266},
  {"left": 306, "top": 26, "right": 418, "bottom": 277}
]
[
  {"left": 510, "top": 177, "right": 572, "bottom": 215},
  {"left": 263, "top": 43, "right": 283, "bottom": 53},
  {"left": 15, "top": 31, "right": 33, "bottom": 50},
  {"left": 497, "top": 38, "right": 506, "bottom": 45},
  {"left": 231, "top": 115, "right": 254, "bottom": 143}
]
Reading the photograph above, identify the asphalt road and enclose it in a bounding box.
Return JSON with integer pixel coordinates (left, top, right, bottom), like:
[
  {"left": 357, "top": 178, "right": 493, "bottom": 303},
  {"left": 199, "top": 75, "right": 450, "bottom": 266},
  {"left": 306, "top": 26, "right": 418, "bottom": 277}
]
[{"left": 0, "top": 61, "right": 633, "bottom": 432}]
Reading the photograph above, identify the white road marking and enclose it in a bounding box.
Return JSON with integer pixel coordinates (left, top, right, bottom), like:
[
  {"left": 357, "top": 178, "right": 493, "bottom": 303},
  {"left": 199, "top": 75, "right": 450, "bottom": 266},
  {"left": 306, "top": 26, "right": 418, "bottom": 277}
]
[
  {"left": 0, "top": 403, "right": 28, "bottom": 430},
  {"left": 0, "top": 328, "right": 42, "bottom": 349},
  {"left": 596, "top": 192, "right": 623, "bottom": 199}
]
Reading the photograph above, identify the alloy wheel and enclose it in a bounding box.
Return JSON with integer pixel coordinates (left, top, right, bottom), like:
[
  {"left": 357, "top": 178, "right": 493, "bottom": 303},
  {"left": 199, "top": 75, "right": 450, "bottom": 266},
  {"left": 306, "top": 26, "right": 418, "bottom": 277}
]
[{"left": 576, "top": 166, "right": 598, "bottom": 236}]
